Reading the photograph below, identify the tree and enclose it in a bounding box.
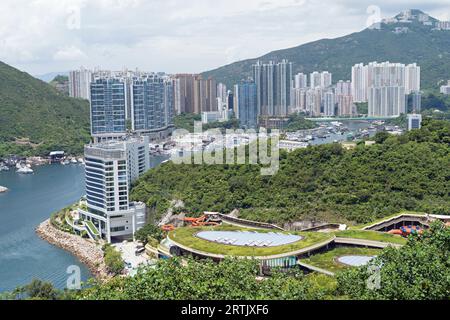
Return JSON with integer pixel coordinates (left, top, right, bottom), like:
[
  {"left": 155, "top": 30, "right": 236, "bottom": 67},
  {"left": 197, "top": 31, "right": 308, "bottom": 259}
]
[
  {"left": 135, "top": 223, "right": 164, "bottom": 244},
  {"left": 13, "top": 279, "right": 60, "bottom": 300},
  {"left": 336, "top": 222, "right": 450, "bottom": 300},
  {"left": 103, "top": 245, "right": 125, "bottom": 275}
]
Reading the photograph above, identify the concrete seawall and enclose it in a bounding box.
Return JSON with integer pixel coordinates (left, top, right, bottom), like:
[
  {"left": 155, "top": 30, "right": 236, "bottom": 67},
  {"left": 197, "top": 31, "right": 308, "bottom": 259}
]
[{"left": 36, "top": 219, "right": 110, "bottom": 282}]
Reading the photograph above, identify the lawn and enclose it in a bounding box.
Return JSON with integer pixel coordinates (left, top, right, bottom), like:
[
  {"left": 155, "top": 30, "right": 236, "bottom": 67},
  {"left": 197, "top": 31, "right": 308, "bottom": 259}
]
[
  {"left": 350, "top": 211, "right": 427, "bottom": 230},
  {"left": 301, "top": 247, "right": 382, "bottom": 274},
  {"left": 168, "top": 225, "right": 334, "bottom": 257},
  {"left": 334, "top": 230, "right": 407, "bottom": 245}
]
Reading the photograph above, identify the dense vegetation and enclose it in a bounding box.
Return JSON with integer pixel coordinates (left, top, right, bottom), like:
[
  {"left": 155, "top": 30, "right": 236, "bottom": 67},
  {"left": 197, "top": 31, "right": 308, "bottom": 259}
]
[
  {"left": 102, "top": 244, "right": 124, "bottom": 275},
  {"left": 337, "top": 222, "right": 449, "bottom": 300},
  {"left": 131, "top": 120, "right": 450, "bottom": 225},
  {"left": 174, "top": 113, "right": 239, "bottom": 133},
  {"left": 4, "top": 222, "right": 448, "bottom": 300},
  {"left": 0, "top": 61, "right": 90, "bottom": 157},
  {"left": 202, "top": 10, "right": 450, "bottom": 90},
  {"left": 284, "top": 114, "right": 317, "bottom": 132}
]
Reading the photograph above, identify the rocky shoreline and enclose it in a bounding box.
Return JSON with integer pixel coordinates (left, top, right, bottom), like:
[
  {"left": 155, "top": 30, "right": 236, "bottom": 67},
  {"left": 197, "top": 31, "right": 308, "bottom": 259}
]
[{"left": 36, "top": 219, "right": 111, "bottom": 282}]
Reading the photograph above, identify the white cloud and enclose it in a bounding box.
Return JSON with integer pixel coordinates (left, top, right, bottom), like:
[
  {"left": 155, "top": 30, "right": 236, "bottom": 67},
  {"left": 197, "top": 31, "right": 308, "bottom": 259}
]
[
  {"left": 53, "top": 46, "right": 87, "bottom": 61},
  {"left": 0, "top": 0, "right": 448, "bottom": 75}
]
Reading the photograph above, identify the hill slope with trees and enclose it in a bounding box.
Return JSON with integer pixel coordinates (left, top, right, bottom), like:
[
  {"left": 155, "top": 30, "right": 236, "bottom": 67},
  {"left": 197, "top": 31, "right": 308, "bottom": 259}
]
[
  {"left": 0, "top": 61, "right": 90, "bottom": 157},
  {"left": 131, "top": 120, "right": 450, "bottom": 225}
]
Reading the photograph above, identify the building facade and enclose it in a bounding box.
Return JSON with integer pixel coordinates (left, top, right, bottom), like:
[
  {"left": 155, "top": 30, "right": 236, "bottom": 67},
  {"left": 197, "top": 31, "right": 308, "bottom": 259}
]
[
  {"left": 79, "top": 136, "right": 150, "bottom": 243},
  {"left": 90, "top": 77, "right": 127, "bottom": 141},
  {"left": 131, "top": 75, "right": 175, "bottom": 134},
  {"left": 234, "top": 81, "right": 258, "bottom": 129},
  {"left": 69, "top": 67, "right": 93, "bottom": 101},
  {"left": 252, "top": 59, "right": 293, "bottom": 117}
]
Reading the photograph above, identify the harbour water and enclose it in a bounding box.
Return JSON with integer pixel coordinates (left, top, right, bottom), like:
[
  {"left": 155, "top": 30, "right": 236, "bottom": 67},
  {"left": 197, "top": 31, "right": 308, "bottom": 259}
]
[{"left": 0, "top": 155, "right": 168, "bottom": 293}]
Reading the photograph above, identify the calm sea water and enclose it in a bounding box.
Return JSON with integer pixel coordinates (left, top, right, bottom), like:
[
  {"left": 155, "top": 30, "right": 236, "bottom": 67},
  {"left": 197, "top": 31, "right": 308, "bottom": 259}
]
[
  {"left": 0, "top": 155, "right": 168, "bottom": 293},
  {"left": 0, "top": 164, "right": 90, "bottom": 292}
]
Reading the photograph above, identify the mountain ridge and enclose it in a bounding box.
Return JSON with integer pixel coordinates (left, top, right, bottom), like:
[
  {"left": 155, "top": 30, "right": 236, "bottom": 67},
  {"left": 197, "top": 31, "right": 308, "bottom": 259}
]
[{"left": 201, "top": 9, "right": 450, "bottom": 90}]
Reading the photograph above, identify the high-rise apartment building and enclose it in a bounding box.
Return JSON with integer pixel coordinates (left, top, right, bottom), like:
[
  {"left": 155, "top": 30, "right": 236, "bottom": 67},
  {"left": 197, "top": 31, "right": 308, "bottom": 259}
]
[
  {"left": 69, "top": 67, "right": 93, "bottom": 101},
  {"left": 174, "top": 74, "right": 197, "bottom": 114},
  {"left": 405, "top": 63, "right": 421, "bottom": 94},
  {"left": 351, "top": 63, "right": 368, "bottom": 103},
  {"left": 352, "top": 62, "right": 419, "bottom": 117},
  {"left": 323, "top": 91, "right": 336, "bottom": 116},
  {"left": 194, "top": 76, "right": 217, "bottom": 113},
  {"left": 368, "top": 86, "right": 406, "bottom": 117},
  {"left": 294, "top": 73, "right": 308, "bottom": 89},
  {"left": 90, "top": 77, "right": 127, "bottom": 141},
  {"left": 310, "top": 72, "right": 321, "bottom": 89},
  {"left": 252, "top": 59, "right": 293, "bottom": 117},
  {"left": 131, "top": 75, "right": 175, "bottom": 134},
  {"left": 79, "top": 136, "right": 150, "bottom": 243},
  {"left": 335, "top": 80, "right": 354, "bottom": 116},
  {"left": 234, "top": 81, "right": 258, "bottom": 129}
]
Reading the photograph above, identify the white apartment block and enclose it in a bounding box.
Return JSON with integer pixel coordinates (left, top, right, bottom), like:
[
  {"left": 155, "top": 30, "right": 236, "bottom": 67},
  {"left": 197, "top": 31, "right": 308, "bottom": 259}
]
[
  {"left": 368, "top": 86, "right": 406, "bottom": 117},
  {"left": 69, "top": 67, "right": 93, "bottom": 101},
  {"left": 440, "top": 81, "right": 450, "bottom": 95},
  {"left": 79, "top": 136, "right": 150, "bottom": 243},
  {"left": 294, "top": 73, "right": 308, "bottom": 89}
]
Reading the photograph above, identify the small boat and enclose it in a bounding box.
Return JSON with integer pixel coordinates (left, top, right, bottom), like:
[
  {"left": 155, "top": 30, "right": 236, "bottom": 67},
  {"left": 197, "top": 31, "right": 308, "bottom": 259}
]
[
  {"left": 17, "top": 166, "right": 34, "bottom": 174},
  {"left": 70, "top": 159, "right": 78, "bottom": 164},
  {"left": 0, "top": 186, "right": 8, "bottom": 193}
]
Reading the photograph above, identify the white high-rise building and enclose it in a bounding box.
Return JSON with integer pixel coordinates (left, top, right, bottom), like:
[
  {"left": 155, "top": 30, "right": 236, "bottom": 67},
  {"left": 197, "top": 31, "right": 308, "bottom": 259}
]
[
  {"left": 368, "top": 86, "right": 406, "bottom": 117},
  {"left": 351, "top": 63, "right": 368, "bottom": 102},
  {"left": 352, "top": 61, "right": 420, "bottom": 104},
  {"left": 217, "top": 83, "right": 228, "bottom": 104},
  {"left": 323, "top": 91, "right": 336, "bottom": 116},
  {"left": 336, "top": 80, "right": 352, "bottom": 96},
  {"left": 310, "top": 71, "right": 332, "bottom": 89},
  {"left": 336, "top": 80, "right": 354, "bottom": 116},
  {"left": 320, "top": 72, "right": 332, "bottom": 88},
  {"left": 405, "top": 63, "right": 421, "bottom": 94},
  {"left": 69, "top": 67, "right": 93, "bottom": 101},
  {"left": 294, "top": 73, "right": 308, "bottom": 89},
  {"left": 79, "top": 136, "right": 150, "bottom": 243},
  {"left": 305, "top": 88, "right": 322, "bottom": 116},
  {"left": 310, "top": 72, "right": 322, "bottom": 89}
]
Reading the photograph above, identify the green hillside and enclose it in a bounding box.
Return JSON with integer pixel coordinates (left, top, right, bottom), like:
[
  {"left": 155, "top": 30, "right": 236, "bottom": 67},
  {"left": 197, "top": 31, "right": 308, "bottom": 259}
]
[
  {"left": 202, "top": 10, "right": 450, "bottom": 90},
  {"left": 0, "top": 62, "right": 91, "bottom": 157},
  {"left": 131, "top": 119, "right": 450, "bottom": 225}
]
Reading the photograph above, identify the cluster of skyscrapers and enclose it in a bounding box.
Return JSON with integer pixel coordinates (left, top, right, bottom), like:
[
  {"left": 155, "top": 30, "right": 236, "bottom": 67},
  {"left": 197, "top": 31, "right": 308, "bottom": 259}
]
[{"left": 352, "top": 62, "right": 421, "bottom": 116}]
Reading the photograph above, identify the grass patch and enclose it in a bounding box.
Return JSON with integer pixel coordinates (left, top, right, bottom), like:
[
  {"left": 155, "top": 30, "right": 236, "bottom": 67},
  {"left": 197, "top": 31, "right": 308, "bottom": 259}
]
[
  {"left": 334, "top": 230, "right": 407, "bottom": 245},
  {"left": 85, "top": 220, "right": 100, "bottom": 237},
  {"left": 168, "top": 225, "right": 334, "bottom": 257},
  {"left": 301, "top": 247, "right": 382, "bottom": 274},
  {"left": 350, "top": 211, "right": 427, "bottom": 230}
]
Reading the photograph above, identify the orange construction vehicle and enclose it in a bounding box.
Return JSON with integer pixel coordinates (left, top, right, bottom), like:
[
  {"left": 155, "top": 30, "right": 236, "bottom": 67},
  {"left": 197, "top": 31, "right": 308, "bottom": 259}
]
[{"left": 161, "top": 224, "right": 176, "bottom": 232}]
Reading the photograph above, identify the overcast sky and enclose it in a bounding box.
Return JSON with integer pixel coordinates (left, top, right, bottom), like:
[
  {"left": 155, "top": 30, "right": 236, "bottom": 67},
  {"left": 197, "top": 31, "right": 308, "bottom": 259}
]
[{"left": 1, "top": 0, "right": 449, "bottom": 76}]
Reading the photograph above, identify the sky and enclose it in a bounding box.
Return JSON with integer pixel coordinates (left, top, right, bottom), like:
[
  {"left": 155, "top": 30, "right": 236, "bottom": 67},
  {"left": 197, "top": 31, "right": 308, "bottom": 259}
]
[{"left": 1, "top": 0, "right": 449, "bottom": 76}]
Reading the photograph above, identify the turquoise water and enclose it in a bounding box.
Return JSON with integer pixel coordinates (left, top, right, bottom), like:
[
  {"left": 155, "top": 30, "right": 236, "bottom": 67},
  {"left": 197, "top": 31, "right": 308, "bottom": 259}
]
[
  {"left": 0, "top": 164, "right": 91, "bottom": 292},
  {"left": 0, "top": 155, "right": 168, "bottom": 293}
]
